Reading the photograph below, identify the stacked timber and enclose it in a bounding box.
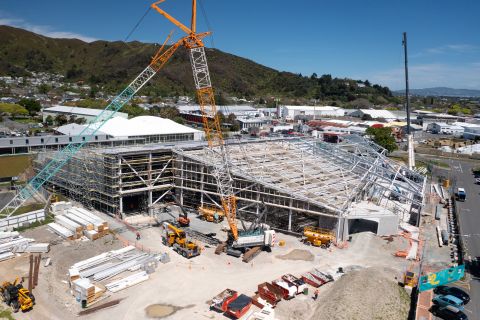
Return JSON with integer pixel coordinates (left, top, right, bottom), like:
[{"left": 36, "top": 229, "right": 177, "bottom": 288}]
[
  {"left": 50, "top": 205, "right": 109, "bottom": 241},
  {"left": 72, "top": 278, "right": 106, "bottom": 305},
  {"left": 0, "top": 232, "right": 49, "bottom": 260}
]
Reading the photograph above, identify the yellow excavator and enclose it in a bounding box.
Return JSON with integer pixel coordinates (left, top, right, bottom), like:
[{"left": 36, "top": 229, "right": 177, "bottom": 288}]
[
  {"left": 0, "top": 278, "right": 35, "bottom": 313},
  {"left": 162, "top": 222, "right": 200, "bottom": 259},
  {"left": 198, "top": 205, "right": 225, "bottom": 223}
]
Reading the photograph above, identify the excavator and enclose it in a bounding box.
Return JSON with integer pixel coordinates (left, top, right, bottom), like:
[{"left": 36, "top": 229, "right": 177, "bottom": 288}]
[
  {"left": 162, "top": 221, "right": 200, "bottom": 258},
  {"left": 0, "top": 278, "right": 35, "bottom": 313},
  {"left": 164, "top": 191, "right": 190, "bottom": 227}
]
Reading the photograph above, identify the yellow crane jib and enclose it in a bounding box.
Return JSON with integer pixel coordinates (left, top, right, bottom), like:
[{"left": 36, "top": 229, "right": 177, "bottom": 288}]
[{"left": 151, "top": 0, "right": 239, "bottom": 240}]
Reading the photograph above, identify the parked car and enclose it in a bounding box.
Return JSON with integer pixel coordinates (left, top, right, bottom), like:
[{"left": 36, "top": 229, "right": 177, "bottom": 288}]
[
  {"left": 432, "top": 295, "right": 465, "bottom": 311},
  {"left": 430, "top": 305, "right": 468, "bottom": 320},
  {"left": 434, "top": 286, "right": 470, "bottom": 304}
]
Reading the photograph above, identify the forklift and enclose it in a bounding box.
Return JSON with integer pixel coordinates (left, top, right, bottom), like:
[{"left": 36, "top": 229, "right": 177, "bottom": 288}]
[{"left": 0, "top": 278, "right": 35, "bottom": 313}]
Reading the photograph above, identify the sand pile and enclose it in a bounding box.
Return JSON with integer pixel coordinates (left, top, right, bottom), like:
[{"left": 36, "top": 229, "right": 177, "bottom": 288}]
[{"left": 312, "top": 267, "right": 409, "bottom": 320}]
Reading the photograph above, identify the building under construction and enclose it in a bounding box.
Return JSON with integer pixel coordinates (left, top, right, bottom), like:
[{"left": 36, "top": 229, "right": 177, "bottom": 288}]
[{"left": 38, "top": 135, "right": 426, "bottom": 241}]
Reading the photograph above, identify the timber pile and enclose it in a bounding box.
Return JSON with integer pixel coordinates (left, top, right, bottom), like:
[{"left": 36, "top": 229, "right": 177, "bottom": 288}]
[
  {"left": 0, "top": 231, "right": 49, "bottom": 261},
  {"left": 67, "top": 246, "right": 164, "bottom": 306},
  {"left": 49, "top": 204, "right": 109, "bottom": 241}
]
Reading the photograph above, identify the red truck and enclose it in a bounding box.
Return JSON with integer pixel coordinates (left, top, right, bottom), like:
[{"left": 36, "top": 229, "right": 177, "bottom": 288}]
[
  {"left": 226, "top": 294, "right": 252, "bottom": 319},
  {"left": 257, "top": 282, "right": 283, "bottom": 306},
  {"left": 210, "top": 289, "right": 238, "bottom": 312}
]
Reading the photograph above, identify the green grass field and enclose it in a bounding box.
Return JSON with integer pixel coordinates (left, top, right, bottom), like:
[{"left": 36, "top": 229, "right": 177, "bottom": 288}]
[{"left": 0, "top": 154, "right": 32, "bottom": 178}]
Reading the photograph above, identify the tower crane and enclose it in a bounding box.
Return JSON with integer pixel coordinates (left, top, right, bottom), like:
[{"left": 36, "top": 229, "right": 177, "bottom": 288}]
[
  {"left": 151, "top": 0, "right": 239, "bottom": 240},
  {"left": 2, "top": 1, "right": 275, "bottom": 255}
]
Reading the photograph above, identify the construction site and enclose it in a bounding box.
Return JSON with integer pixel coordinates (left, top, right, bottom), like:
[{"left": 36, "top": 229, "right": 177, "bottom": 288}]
[{"left": 0, "top": 1, "right": 436, "bottom": 320}]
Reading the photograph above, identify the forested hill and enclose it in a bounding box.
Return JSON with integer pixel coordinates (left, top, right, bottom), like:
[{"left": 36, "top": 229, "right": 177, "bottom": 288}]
[{"left": 0, "top": 25, "right": 394, "bottom": 103}]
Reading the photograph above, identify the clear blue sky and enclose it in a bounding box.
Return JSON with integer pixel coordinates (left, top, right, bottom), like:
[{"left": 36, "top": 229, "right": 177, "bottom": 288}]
[{"left": 1, "top": 0, "right": 479, "bottom": 90}]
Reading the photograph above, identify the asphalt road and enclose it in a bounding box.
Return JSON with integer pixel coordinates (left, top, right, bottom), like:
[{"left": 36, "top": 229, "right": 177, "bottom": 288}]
[{"left": 440, "top": 159, "right": 480, "bottom": 320}]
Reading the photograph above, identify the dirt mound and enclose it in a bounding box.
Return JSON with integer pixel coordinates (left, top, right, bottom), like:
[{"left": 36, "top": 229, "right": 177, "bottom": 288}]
[
  {"left": 276, "top": 249, "right": 314, "bottom": 261},
  {"left": 312, "top": 267, "right": 409, "bottom": 320}
]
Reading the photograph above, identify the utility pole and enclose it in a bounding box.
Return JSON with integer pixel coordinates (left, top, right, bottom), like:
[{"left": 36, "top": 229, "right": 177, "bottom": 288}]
[{"left": 403, "top": 32, "right": 415, "bottom": 170}]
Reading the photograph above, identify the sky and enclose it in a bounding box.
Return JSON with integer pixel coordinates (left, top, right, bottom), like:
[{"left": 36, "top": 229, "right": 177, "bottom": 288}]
[{"left": 1, "top": 0, "right": 479, "bottom": 90}]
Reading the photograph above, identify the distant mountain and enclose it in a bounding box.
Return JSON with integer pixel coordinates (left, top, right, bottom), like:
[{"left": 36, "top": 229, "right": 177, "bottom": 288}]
[
  {"left": 394, "top": 87, "right": 480, "bottom": 98},
  {"left": 0, "top": 25, "right": 394, "bottom": 102}
]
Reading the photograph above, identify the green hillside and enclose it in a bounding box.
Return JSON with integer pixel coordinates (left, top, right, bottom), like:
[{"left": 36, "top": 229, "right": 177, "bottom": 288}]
[{"left": 0, "top": 25, "right": 395, "bottom": 103}]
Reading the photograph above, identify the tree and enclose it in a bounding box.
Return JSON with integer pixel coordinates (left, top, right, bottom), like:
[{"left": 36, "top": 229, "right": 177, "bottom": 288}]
[
  {"left": 68, "top": 115, "right": 77, "bottom": 123},
  {"left": 18, "top": 98, "right": 41, "bottom": 116},
  {"left": 38, "top": 84, "right": 51, "bottom": 94},
  {"left": 75, "top": 117, "right": 87, "bottom": 125},
  {"left": 54, "top": 114, "right": 68, "bottom": 126},
  {"left": 365, "top": 127, "right": 398, "bottom": 153},
  {"left": 216, "top": 111, "right": 226, "bottom": 125},
  {"left": 45, "top": 115, "right": 54, "bottom": 126}
]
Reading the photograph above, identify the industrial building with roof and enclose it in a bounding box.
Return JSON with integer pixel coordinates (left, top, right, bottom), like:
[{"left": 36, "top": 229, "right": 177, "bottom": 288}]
[
  {"left": 55, "top": 116, "right": 204, "bottom": 142},
  {"left": 281, "top": 105, "right": 344, "bottom": 120},
  {"left": 349, "top": 109, "right": 399, "bottom": 122},
  {"left": 42, "top": 105, "right": 128, "bottom": 123},
  {"left": 37, "top": 135, "right": 426, "bottom": 241}
]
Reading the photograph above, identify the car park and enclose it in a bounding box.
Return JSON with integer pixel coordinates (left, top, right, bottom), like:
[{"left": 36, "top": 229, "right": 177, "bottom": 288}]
[
  {"left": 433, "top": 286, "right": 470, "bottom": 304},
  {"left": 432, "top": 295, "right": 464, "bottom": 311}
]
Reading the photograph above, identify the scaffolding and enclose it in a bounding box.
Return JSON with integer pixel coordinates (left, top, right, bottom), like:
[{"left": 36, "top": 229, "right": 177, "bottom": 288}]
[
  {"left": 37, "top": 144, "right": 176, "bottom": 217},
  {"left": 36, "top": 136, "right": 426, "bottom": 240}
]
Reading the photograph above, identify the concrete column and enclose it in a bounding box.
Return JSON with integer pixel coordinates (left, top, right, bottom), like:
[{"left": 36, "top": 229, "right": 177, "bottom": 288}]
[
  {"left": 118, "top": 157, "right": 124, "bottom": 219},
  {"left": 288, "top": 198, "right": 293, "bottom": 231},
  {"left": 200, "top": 165, "right": 205, "bottom": 206},
  {"left": 148, "top": 153, "right": 153, "bottom": 216},
  {"left": 179, "top": 155, "right": 184, "bottom": 206}
]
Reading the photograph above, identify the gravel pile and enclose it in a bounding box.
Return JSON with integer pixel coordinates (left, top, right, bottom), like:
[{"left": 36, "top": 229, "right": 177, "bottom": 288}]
[{"left": 312, "top": 267, "right": 410, "bottom": 320}]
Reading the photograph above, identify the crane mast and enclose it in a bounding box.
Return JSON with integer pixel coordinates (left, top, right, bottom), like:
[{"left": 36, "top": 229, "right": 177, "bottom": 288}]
[{"left": 152, "top": 0, "right": 238, "bottom": 239}]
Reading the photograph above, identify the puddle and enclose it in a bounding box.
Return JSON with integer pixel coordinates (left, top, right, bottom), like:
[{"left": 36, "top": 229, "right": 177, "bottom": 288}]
[{"left": 145, "top": 304, "right": 194, "bottom": 319}]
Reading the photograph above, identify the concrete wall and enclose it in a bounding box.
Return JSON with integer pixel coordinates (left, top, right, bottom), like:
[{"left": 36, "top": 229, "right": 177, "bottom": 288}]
[{"left": 0, "top": 209, "right": 45, "bottom": 231}]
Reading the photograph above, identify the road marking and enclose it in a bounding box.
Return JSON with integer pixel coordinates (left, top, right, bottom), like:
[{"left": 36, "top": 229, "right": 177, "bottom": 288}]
[{"left": 464, "top": 308, "right": 473, "bottom": 314}]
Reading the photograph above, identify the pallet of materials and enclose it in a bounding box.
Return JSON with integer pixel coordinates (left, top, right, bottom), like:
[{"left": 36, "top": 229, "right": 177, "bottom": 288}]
[
  {"left": 105, "top": 271, "right": 149, "bottom": 293},
  {"left": 64, "top": 213, "right": 94, "bottom": 231},
  {"left": 55, "top": 215, "right": 83, "bottom": 239},
  {"left": 48, "top": 223, "right": 74, "bottom": 239}
]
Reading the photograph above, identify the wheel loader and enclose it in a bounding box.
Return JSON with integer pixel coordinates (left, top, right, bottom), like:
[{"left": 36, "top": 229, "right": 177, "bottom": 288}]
[{"left": 0, "top": 278, "right": 35, "bottom": 313}]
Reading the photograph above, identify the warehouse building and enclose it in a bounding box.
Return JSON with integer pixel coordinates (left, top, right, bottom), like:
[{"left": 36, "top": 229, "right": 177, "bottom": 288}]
[
  {"left": 281, "top": 106, "right": 344, "bottom": 120},
  {"left": 42, "top": 105, "right": 128, "bottom": 123},
  {"left": 38, "top": 135, "right": 425, "bottom": 241}
]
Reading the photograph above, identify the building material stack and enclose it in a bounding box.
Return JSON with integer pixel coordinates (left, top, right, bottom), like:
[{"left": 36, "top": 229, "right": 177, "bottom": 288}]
[
  {"left": 0, "top": 232, "right": 49, "bottom": 261},
  {"left": 49, "top": 204, "right": 109, "bottom": 241},
  {"left": 67, "top": 246, "right": 163, "bottom": 306}
]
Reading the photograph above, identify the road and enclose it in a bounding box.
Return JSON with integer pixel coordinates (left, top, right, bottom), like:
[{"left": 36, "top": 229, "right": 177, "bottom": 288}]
[{"left": 439, "top": 158, "right": 480, "bottom": 320}]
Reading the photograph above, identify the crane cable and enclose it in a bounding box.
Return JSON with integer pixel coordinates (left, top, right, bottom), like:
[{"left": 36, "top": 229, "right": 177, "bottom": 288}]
[
  {"left": 124, "top": 7, "right": 152, "bottom": 44},
  {"left": 198, "top": 0, "right": 215, "bottom": 49}
]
